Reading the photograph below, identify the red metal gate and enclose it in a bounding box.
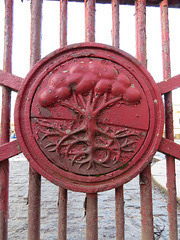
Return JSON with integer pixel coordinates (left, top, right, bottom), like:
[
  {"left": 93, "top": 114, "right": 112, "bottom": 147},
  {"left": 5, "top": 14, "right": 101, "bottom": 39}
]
[{"left": 0, "top": 0, "right": 180, "bottom": 239}]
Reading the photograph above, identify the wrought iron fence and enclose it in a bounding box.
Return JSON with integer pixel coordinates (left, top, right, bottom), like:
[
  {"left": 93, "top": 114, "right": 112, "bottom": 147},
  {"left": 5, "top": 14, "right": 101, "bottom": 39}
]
[{"left": 0, "top": 0, "right": 180, "bottom": 239}]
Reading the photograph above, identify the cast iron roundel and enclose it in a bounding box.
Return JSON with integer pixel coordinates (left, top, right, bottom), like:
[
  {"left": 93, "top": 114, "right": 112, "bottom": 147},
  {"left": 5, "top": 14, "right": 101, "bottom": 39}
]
[{"left": 15, "top": 43, "right": 164, "bottom": 193}]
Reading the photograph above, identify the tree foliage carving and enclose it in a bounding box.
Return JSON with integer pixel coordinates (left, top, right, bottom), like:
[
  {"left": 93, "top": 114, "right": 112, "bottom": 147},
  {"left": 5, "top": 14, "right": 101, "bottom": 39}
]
[{"left": 37, "top": 59, "right": 143, "bottom": 171}]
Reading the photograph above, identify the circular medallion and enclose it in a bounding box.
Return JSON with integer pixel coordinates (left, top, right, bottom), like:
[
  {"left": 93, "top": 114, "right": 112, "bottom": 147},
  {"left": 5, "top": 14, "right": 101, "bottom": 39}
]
[{"left": 15, "top": 43, "right": 164, "bottom": 192}]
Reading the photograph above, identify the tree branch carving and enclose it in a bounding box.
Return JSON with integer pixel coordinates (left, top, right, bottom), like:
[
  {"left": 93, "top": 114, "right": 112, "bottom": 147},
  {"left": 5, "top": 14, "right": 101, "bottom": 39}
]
[{"left": 36, "top": 59, "right": 143, "bottom": 170}]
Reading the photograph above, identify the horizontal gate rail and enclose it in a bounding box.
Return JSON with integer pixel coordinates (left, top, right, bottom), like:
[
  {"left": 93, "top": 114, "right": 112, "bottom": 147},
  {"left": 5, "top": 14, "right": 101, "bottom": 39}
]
[
  {"left": 42, "top": 0, "right": 180, "bottom": 7},
  {"left": 0, "top": 0, "right": 179, "bottom": 239},
  {"left": 0, "top": 140, "right": 21, "bottom": 161},
  {"left": 0, "top": 70, "right": 22, "bottom": 92}
]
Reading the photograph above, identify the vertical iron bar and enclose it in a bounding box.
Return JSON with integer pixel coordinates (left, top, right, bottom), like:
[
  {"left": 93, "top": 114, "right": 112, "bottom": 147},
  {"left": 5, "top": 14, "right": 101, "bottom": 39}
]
[
  {"left": 112, "top": 1, "right": 125, "bottom": 239},
  {"left": 0, "top": 1, "right": 13, "bottom": 239},
  {"left": 139, "top": 165, "right": 153, "bottom": 240},
  {"left": 86, "top": 193, "right": 98, "bottom": 240},
  {"left": 135, "top": 1, "right": 154, "bottom": 240},
  {"left": 112, "top": 0, "right": 120, "bottom": 48},
  {"left": 58, "top": 1, "right": 68, "bottom": 240},
  {"left": 58, "top": 187, "right": 67, "bottom": 240},
  {"left": 115, "top": 187, "right": 124, "bottom": 240},
  {"left": 60, "top": 0, "right": 67, "bottom": 47},
  {"left": 85, "top": 0, "right": 95, "bottom": 42},
  {"left": 135, "top": 0, "right": 146, "bottom": 67},
  {"left": 28, "top": 1, "right": 42, "bottom": 240},
  {"left": 28, "top": 167, "right": 41, "bottom": 240},
  {"left": 30, "top": 0, "right": 42, "bottom": 67},
  {"left": 160, "top": 1, "right": 178, "bottom": 239},
  {"left": 85, "top": 1, "right": 98, "bottom": 239}
]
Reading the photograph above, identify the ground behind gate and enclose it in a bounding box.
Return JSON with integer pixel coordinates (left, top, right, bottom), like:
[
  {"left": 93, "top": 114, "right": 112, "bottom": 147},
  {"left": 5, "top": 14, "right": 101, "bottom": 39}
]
[{"left": 8, "top": 153, "right": 180, "bottom": 240}]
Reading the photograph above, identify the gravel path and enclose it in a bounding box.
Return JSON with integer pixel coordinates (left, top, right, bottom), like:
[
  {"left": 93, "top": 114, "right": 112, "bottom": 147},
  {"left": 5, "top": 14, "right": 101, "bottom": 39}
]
[{"left": 8, "top": 154, "right": 180, "bottom": 239}]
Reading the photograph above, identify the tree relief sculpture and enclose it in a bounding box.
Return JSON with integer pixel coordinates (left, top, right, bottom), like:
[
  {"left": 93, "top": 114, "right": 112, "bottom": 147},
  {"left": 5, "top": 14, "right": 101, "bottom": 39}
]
[{"left": 31, "top": 59, "right": 147, "bottom": 175}]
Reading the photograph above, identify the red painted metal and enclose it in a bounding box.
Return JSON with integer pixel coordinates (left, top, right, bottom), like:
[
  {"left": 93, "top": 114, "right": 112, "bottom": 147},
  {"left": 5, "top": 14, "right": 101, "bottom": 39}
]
[
  {"left": 60, "top": 0, "right": 67, "bottom": 48},
  {"left": 0, "top": 1, "right": 13, "bottom": 239},
  {"left": 160, "top": 1, "right": 178, "bottom": 239},
  {"left": 28, "top": 166, "right": 41, "bottom": 240},
  {"left": 135, "top": 1, "right": 154, "bottom": 239},
  {"left": 112, "top": 2, "right": 125, "bottom": 239},
  {"left": 48, "top": 0, "right": 180, "bottom": 7},
  {"left": 135, "top": 0, "right": 147, "bottom": 67},
  {"left": 14, "top": 42, "right": 164, "bottom": 193},
  {"left": 0, "top": 1, "right": 179, "bottom": 239},
  {"left": 0, "top": 141, "right": 21, "bottom": 162},
  {"left": 159, "top": 137, "right": 180, "bottom": 160},
  {"left": 0, "top": 160, "right": 9, "bottom": 240},
  {"left": 6, "top": 122, "right": 178, "bottom": 163},
  {"left": 28, "top": 1, "right": 42, "bottom": 240},
  {"left": 0, "top": 70, "right": 23, "bottom": 92},
  {"left": 58, "top": 187, "right": 67, "bottom": 240},
  {"left": 30, "top": 0, "right": 42, "bottom": 66},
  {"left": 115, "top": 186, "right": 124, "bottom": 240},
  {"left": 85, "top": 0, "right": 95, "bottom": 42},
  {"left": 139, "top": 164, "right": 154, "bottom": 240},
  {"left": 84, "top": 2, "right": 98, "bottom": 239},
  {"left": 157, "top": 74, "right": 180, "bottom": 94},
  {"left": 112, "top": 0, "right": 120, "bottom": 48},
  {"left": 59, "top": 1, "right": 68, "bottom": 239},
  {"left": 86, "top": 193, "right": 98, "bottom": 240}
]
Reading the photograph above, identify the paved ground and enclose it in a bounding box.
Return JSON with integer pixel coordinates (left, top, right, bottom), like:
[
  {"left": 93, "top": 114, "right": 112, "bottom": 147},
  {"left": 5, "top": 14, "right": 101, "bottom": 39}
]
[
  {"left": 8, "top": 153, "right": 180, "bottom": 240},
  {"left": 152, "top": 155, "right": 180, "bottom": 202}
]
